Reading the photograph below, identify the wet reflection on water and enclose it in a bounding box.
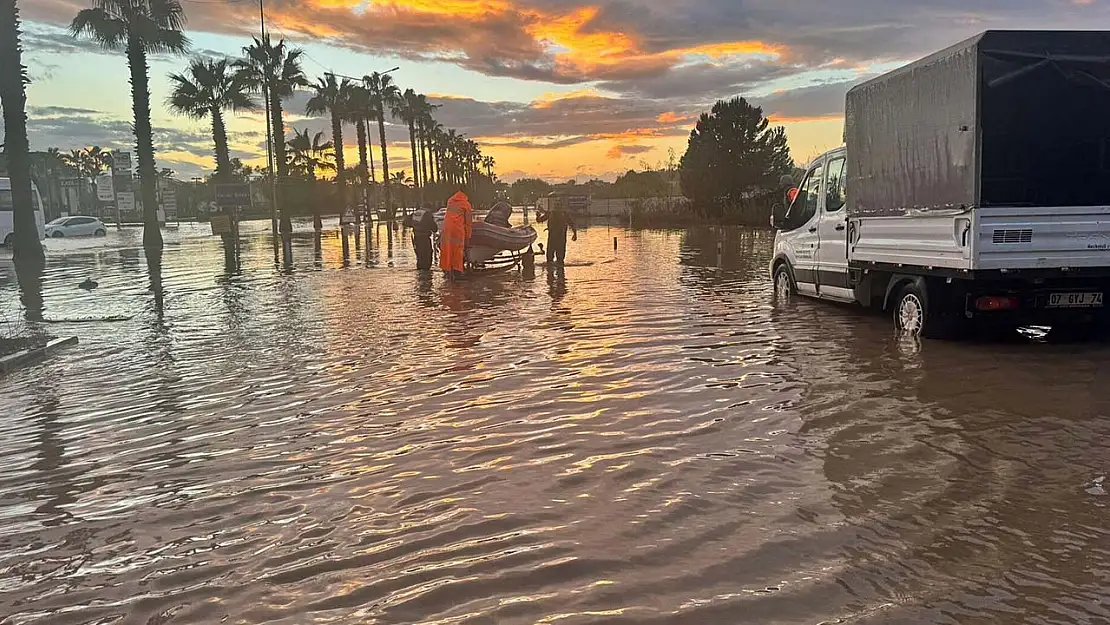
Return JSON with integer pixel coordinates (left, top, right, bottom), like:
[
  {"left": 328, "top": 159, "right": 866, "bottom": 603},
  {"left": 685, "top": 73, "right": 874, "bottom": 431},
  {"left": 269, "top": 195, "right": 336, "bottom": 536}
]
[{"left": 0, "top": 220, "right": 1107, "bottom": 624}]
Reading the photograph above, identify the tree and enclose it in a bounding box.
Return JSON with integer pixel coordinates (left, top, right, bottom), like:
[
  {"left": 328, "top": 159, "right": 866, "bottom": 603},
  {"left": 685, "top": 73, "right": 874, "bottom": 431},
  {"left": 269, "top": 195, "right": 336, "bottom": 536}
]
[
  {"left": 392, "top": 89, "right": 435, "bottom": 205},
  {"left": 0, "top": 0, "right": 43, "bottom": 262},
  {"left": 416, "top": 96, "right": 438, "bottom": 192},
  {"left": 167, "top": 58, "right": 255, "bottom": 182},
  {"left": 679, "top": 97, "right": 791, "bottom": 218},
  {"left": 363, "top": 71, "right": 400, "bottom": 218},
  {"left": 305, "top": 73, "right": 351, "bottom": 229},
  {"left": 286, "top": 128, "right": 334, "bottom": 180},
  {"left": 482, "top": 155, "right": 495, "bottom": 179},
  {"left": 510, "top": 178, "right": 552, "bottom": 206},
  {"left": 239, "top": 35, "right": 308, "bottom": 234},
  {"left": 72, "top": 0, "right": 190, "bottom": 253}
]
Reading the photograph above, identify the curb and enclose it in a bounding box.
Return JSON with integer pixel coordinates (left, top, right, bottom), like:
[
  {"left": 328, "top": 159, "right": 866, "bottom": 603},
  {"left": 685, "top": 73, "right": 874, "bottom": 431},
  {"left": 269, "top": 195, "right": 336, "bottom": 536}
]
[{"left": 0, "top": 336, "right": 79, "bottom": 375}]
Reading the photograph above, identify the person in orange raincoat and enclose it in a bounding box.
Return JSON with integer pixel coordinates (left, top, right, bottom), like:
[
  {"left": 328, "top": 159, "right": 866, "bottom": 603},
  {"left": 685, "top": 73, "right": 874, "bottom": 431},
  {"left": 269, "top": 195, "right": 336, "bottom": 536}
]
[{"left": 440, "top": 191, "right": 473, "bottom": 279}]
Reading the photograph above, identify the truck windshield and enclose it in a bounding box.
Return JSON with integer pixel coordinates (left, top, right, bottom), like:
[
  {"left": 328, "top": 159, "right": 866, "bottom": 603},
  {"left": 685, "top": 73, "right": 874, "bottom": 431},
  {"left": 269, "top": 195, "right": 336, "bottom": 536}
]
[
  {"left": 981, "top": 52, "right": 1110, "bottom": 207},
  {"left": 0, "top": 189, "right": 41, "bottom": 212}
]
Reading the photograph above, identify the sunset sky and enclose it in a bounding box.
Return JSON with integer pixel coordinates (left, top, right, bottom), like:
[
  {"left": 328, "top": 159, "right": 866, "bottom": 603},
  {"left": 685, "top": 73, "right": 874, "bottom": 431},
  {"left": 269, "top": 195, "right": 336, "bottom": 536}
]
[{"left": 14, "top": 0, "right": 1109, "bottom": 182}]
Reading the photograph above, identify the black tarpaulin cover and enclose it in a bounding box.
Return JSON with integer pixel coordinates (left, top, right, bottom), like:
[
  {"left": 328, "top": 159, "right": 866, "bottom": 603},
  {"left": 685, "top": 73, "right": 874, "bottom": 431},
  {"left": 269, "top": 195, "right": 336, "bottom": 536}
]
[{"left": 846, "top": 30, "right": 1110, "bottom": 217}]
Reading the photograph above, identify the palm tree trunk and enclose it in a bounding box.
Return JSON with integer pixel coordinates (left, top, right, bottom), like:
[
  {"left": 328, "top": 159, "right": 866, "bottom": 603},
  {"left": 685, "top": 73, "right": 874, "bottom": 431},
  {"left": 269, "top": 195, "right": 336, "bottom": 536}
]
[
  {"left": 418, "top": 124, "right": 428, "bottom": 193},
  {"left": 330, "top": 111, "right": 345, "bottom": 230},
  {"left": 376, "top": 106, "right": 392, "bottom": 219},
  {"left": 270, "top": 93, "right": 291, "bottom": 234},
  {"left": 355, "top": 119, "right": 369, "bottom": 219},
  {"left": 126, "top": 37, "right": 162, "bottom": 252},
  {"left": 211, "top": 106, "right": 232, "bottom": 182},
  {"left": 407, "top": 119, "right": 420, "bottom": 207},
  {"left": 0, "top": 0, "right": 43, "bottom": 266}
]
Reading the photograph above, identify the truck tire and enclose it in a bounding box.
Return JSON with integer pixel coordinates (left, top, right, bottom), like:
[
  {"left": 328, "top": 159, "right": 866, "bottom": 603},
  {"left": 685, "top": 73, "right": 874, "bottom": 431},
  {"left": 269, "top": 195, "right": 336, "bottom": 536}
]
[
  {"left": 773, "top": 263, "right": 796, "bottom": 299},
  {"left": 2, "top": 233, "right": 12, "bottom": 248},
  {"left": 894, "top": 282, "right": 966, "bottom": 339}
]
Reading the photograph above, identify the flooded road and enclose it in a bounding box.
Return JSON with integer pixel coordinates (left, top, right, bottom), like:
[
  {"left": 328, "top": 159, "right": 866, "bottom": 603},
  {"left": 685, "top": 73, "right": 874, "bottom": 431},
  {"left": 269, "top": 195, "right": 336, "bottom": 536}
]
[{"left": 0, "top": 221, "right": 1107, "bottom": 624}]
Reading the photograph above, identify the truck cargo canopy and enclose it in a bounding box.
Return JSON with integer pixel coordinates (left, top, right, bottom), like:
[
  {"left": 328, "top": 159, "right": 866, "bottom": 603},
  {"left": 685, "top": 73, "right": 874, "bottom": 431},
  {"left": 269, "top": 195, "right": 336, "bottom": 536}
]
[{"left": 846, "top": 30, "right": 1110, "bottom": 217}]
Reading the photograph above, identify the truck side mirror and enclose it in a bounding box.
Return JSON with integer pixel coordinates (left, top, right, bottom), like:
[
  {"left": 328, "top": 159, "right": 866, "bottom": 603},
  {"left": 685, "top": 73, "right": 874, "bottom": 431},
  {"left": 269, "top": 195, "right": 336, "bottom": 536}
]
[{"left": 771, "top": 202, "right": 786, "bottom": 229}]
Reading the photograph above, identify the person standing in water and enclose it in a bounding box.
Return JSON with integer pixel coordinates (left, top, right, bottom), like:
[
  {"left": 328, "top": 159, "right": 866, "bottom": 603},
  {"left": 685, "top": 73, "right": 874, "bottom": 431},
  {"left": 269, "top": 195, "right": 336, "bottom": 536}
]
[
  {"left": 537, "top": 192, "right": 577, "bottom": 265},
  {"left": 440, "top": 191, "right": 473, "bottom": 279},
  {"left": 412, "top": 203, "right": 438, "bottom": 271}
]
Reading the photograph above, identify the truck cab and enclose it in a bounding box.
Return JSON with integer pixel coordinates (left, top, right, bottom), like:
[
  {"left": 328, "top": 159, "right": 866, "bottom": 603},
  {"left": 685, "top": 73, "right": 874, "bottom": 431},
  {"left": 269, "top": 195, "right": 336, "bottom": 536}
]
[{"left": 771, "top": 147, "right": 851, "bottom": 302}]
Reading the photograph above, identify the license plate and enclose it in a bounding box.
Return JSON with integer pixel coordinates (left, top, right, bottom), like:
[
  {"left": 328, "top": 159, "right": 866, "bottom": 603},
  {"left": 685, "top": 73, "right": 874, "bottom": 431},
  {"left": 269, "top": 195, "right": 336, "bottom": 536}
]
[{"left": 1047, "top": 292, "right": 1104, "bottom": 308}]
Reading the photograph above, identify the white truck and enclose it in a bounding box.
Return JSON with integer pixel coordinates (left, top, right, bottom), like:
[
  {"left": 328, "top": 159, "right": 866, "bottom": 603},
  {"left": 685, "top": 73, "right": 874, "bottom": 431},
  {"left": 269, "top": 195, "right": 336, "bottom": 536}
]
[
  {"left": 771, "top": 30, "right": 1110, "bottom": 338},
  {"left": 0, "top": 177, "right": 47, "bottom": 248}
]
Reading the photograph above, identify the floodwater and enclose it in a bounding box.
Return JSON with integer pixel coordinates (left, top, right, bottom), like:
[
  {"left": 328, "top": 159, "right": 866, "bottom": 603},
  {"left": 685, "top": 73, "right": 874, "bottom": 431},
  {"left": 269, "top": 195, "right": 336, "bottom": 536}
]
[{"left": 0, "top": 219, "right": 1108, "bottom": 625}]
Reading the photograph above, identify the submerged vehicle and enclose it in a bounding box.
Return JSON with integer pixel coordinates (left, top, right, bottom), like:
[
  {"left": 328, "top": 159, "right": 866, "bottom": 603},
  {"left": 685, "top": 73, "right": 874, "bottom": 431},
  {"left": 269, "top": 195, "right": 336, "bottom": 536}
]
[
  {"left": 0, "top": 177, "right": 46, "bottom": 247},
  {"left": 771, "top": 30, "right": 1110, "bottom": 338}
]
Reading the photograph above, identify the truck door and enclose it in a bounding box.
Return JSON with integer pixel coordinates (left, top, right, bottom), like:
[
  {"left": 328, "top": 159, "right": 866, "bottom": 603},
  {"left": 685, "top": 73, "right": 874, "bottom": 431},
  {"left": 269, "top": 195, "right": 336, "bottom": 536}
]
[
  {"left": 815, "top": 155, "right": 851, "bottom": 300},
  {"left": 784, "top": 159, "right": 824, "bottom": 295}
]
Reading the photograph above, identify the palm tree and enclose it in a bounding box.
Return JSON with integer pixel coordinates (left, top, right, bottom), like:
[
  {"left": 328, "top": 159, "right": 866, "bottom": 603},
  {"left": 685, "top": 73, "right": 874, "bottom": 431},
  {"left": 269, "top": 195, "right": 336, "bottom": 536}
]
[
  {"left": 72, "top": 0, "right": 190, "bottom": 253},
  {"left": 392, "top": 89, "right": 423, "bottom": 197},
  {"left": 305, "top": 74, "right": 351, "bottom": 229},
  {"left": 167, "top": 58, "right": 255, "bottom": 182},
  {"left": 0, "top": 0, "right": 43, "bottom": 262},
  {"left": 363, "top": 71, "right": 400, "bottom": 218},
  {"left": 239, "top": 35, "right": 308, "bottom": 235},
  {"left": 483, "top": 155, "right": 495, "bottom": 179},
  {"left": 286, "top": 128, "right": 335, "bottom": 180},
  {"left": 416, "top": 97, "right": 439, "bottom": 189}
]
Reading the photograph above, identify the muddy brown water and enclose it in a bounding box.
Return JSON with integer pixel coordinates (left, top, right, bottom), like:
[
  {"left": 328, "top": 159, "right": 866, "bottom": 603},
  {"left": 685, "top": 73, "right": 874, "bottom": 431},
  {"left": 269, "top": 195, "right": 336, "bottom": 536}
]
[{"left": 0, "top": 220, "right": 1107, "bottom": 624}]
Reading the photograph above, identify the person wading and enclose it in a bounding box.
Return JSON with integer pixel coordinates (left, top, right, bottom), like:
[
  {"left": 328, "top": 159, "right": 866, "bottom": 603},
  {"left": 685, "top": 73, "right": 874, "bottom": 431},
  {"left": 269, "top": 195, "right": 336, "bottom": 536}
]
[
  {"left": 412, "top": 203, "right": 438, "bottom": 271},
  {"left": 440, "top": 191, "right": 473, "bottom": 279},
  {"left": 537, "top": 192, "right": 577, "bottom": 266}
]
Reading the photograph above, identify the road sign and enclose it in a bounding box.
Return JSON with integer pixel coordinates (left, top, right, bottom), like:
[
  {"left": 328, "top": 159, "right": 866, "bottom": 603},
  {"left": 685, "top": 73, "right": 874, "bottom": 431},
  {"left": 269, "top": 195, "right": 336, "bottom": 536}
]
[
  {"left": 60, "top": 177, "right": 84, "bottom": 189},
  {"left": 215, "top": 183, "right": 251, "bottom": 208},
  {"left": 116, "top": 191, "right": 135, "bottom": 212},
  {"left": 162, "top": 191, "right": 178, "bottom": 218},
  {"left": 112, "top": 151, "right": 132, "bottom": 172},
  {"left": 96, "top": 174, "right": 114, "bottom": 201}
]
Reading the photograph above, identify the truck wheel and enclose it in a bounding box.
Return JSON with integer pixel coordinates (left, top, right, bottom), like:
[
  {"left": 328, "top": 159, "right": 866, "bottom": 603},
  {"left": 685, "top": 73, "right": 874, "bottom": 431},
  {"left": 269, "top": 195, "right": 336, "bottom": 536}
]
[
  {"left": 2, "top": 233, "right": 12, "bottom": 248},
  {"left": 894, "top": 282, "right": 966, "bottom": 339},
  {"left": 895, "top": 284, "right": 928, "bottom": 336},
  {"left": 774, "top": 264, "right": 796, "bottom": 299}
]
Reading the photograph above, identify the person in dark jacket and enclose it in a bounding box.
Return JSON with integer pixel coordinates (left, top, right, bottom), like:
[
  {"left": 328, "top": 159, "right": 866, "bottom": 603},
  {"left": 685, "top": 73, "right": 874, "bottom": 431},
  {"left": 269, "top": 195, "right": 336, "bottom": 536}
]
[
  {"left": 412, "top": 203, "right": 438, "bottom": 271},
  {"left": 537, "top": 193, "right": 577, "bottom": 265}
]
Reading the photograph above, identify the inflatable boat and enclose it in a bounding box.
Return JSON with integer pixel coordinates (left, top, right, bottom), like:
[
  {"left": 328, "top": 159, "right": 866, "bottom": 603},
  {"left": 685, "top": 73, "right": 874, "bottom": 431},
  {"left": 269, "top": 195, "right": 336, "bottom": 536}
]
[{"left": 425, "top": 203, "right": 538, "bottom": 264}]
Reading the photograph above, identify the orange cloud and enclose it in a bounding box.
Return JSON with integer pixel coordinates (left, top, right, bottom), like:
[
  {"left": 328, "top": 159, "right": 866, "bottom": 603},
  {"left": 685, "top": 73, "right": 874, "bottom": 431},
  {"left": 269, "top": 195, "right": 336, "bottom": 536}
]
[{"left": 656, "top": 112, "right": 694, "bottom": 125}]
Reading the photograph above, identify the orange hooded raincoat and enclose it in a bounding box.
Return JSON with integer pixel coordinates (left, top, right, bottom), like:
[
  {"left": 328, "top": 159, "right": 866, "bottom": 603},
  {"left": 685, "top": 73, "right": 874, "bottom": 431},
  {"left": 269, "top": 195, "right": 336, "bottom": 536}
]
[{"left": 440, "top": 191, "right": 473, "bottom": 273}]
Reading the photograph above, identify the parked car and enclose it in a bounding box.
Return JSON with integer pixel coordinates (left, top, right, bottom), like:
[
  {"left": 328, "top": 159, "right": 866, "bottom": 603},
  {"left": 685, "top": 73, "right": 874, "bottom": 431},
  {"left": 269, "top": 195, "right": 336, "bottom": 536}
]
[
  {"left": 44, "top": 216, "right": 107, "bottom": 238},
  {"left": 0, "top": 177, "right": 46, "bottom": 247}
]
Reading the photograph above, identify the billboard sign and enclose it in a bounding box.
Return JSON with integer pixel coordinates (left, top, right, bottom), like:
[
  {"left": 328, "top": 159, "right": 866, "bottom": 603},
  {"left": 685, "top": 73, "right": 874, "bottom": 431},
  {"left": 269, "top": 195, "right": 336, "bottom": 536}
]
[
  {"left": 112, "top": 151, "right": 132, "bottom": 172},
  {"left": 116, "top": 191, "right": 135, "bottom": 213},
  {"left": 215, "top": 183, "right": 251, "bottom": 208},
  {"left": 95, "top": 174, "right": 115, "bottom": 201}
]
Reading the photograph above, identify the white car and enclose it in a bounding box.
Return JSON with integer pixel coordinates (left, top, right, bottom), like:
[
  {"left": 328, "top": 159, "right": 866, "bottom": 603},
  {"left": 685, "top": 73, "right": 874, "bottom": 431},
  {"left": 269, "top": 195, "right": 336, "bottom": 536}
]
[
  {"left": 45, "top": 216, "right": 107, "bottom": 238},
  {"left": 0, "top": 177, "right": 46, "bottom": 247}
]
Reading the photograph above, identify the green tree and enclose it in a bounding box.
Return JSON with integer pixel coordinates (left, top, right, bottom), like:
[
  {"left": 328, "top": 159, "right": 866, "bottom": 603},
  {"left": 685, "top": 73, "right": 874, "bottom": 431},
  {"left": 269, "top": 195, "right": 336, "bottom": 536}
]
[
  {"left": 510, "top": 178, "right": 552, "bottom": 206},
  {"left": 679, "top": 97, "right": 791, "bottom": 218},
  {"left": 71, "top": 0, "right": 190, "bottom": 252},
  {"left": 0, "top": 0, "right": 42, "bottom": 261},
  {"left": 305, "top": 73, "right": 352, "bottom": 228},
  {"left": 239, "top": 35, "right": 307, "bottom": 234},
  {"left": 392, "top": 89, "right": 436, "bottom": 205},
  {"left": 167, "top": 58, "right": 255, "bottom": 182},
  {"left": 363, "top": 71, "right": 400, "bottom": 217}
]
